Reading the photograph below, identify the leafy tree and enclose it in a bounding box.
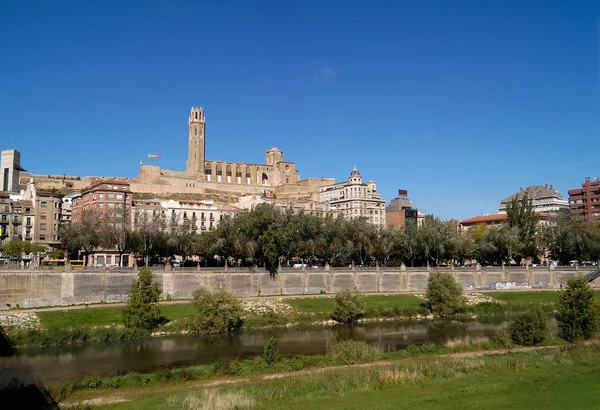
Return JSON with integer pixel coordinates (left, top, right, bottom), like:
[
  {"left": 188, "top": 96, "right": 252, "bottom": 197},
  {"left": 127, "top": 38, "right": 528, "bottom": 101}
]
[
  {"left": 510, "top": 306, "right": 549, "bottom": 346},
  {"left": 188, "top": 287, "right": 243, "bottom": 333},
  {"left": 425, "top": 272, "right": 465, "bottom": 317},
  {"left": 133, "top": 210, "right": 167, "bottom": 266},
  {"left": 505, "top": 193, "right": 539, "bottom": 264},
  {"left": 100, "top": 210, "right": 135, "bottom": 266},
  {"left": 331, "top": 288, "right": 365, "bottom": 324},
  {"left": 0, "top": 240, "right": 47, "bottom": 265},
  {"left": 49, "top": 248, "right": 65, "bottom": 259},
  {"left": 556, "top": 277, "right": 598, "bottom": 342},
  {"left": 122, "top": 267, "right": 161, "bottom": 330}
]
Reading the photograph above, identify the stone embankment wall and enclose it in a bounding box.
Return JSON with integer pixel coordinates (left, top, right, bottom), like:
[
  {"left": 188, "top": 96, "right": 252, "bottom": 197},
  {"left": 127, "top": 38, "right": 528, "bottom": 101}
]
[{"left": 0, "top": 266, "right": 582, "bottom": 309}]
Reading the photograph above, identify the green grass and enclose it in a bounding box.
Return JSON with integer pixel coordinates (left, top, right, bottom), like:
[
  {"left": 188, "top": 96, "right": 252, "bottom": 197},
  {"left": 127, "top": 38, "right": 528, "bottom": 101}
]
[
  {"left": 488, "top": 291, "right": 561, "bottom": 304},
  {"left": 37, "top": 304, "right": 197, "bottom": 329},
  {"left": 285, "top": 294, "right": 424, "bottom": 314},
  {"left": 90, "top": 344, "right": 600, "bottom": 410}
]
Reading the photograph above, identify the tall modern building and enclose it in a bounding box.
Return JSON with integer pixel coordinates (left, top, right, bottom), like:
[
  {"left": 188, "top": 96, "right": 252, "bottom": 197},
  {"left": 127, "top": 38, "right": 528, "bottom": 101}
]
[
  {"left": 568, "top": 177, "right": 600, "bottom": 220},
  {"left": 386, "top": 189, "right": 418, "bottom": 228},
  {"left": 498, "top": 185, "right": 569, "bottom": 214},
  {"left": 1, "top": 149, "right": 26, "bottom": 193}
]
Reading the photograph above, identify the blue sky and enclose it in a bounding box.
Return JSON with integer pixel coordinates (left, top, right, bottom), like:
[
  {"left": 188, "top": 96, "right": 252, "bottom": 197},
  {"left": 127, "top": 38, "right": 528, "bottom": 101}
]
[{"left": 1, "top": 0, "right": 599, "bottom": 220}]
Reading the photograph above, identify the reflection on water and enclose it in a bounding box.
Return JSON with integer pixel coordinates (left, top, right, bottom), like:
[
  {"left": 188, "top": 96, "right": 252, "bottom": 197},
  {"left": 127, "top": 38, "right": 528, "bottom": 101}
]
[{"left": 1, "top": 317, "right": 557, "bottom": 385}]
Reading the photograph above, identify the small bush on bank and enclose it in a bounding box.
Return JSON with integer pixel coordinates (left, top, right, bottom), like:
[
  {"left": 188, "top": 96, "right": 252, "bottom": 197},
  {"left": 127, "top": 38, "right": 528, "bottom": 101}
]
[
  {"left": 331, "top": 289, "right": 365, "bottom": 324},
  {"left": 510, "top": 306, "right": 549, "bottom": 346},
  {"left": 263, "top": 337, "right": 280, "bottom": 365},
  {"left": 187, "top": 287, "right": 243, "bottom": 334},
  {"left": 326, "top": 340, "right": 381, "bottom": 364},
  {"left": 491, "top": 329, "right": 513, "bottom": 348},
  {"left": 426, "top": 272, "right": 466, "bottom": 317},
  {"left": 556, "top": 277, "right": 599, "bottom": 342}
]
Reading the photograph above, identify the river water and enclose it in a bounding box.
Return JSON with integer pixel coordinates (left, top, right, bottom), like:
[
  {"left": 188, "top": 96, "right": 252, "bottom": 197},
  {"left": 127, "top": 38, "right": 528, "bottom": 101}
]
[{"left": 1, "top": 317, "right": 555, "bottom": 385}]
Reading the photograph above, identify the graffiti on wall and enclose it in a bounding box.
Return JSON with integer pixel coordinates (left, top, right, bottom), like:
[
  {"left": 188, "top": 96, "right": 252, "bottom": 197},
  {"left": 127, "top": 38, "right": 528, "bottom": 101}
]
[
  {"left": 490, "top": 282, "right": 532, "bottom": 290},
  {"left": 105, "top": 294, "right": 129, "bottom": 303}
]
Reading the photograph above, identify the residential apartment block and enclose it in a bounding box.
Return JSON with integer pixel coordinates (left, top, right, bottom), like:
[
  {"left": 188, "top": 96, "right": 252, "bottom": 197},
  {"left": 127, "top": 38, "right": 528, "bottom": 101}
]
[
  {"left": 568, "top": 177, "right": 600, "bottom": 220},
  {"left": 498, "top": 185, "right": 569, "bottom": 214},
  {"left": 318, "top": 166, "right": 386, "bottom": 227},
  {"left": 71, "top": 181, "right": 132, "bottom": 223}
]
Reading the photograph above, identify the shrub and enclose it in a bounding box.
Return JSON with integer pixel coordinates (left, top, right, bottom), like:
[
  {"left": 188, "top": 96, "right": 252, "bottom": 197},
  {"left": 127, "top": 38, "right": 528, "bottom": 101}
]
[
  {"left": 188, "top": 287, "right": 243, "bottom": 334},
  {"left": 510, "top": 306, "right": 549, "bottom": 346},
  {"left": 122, "top": 267, "right": 161, "bottom": 330},
  {"left": 556, "top": 277, "right": 599, "bottom": 342},
  {"left": 263, "top": 337, "right": 280, "bottom": 365},
  {"left": 425, "top": 272, "right": 466, "bottom": 317},
  {"left": 491, "top": 329, "right": 513, "bottom": 348},
  {"left": 326, "top": 340, "right": 381, "bottom": 364},
  {"left": 331, "top": 289, "right": 365, "bottom": 324}
]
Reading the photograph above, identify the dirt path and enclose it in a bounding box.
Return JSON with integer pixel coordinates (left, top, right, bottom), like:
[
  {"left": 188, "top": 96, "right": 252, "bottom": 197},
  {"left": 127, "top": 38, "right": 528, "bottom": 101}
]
[{"left": 63, "top": 343, "right": 585, "bottom": 408}]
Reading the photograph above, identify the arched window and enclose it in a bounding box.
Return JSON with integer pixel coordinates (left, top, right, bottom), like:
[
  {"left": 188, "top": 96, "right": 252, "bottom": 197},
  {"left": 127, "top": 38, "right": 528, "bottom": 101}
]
[
  {"left": 226, "top": 165, "right": 232, "bottom": 177},
  {"left": 204, "top": 163, "right": 212, "bottom": 175},
  {"left": 236, "top": 166, "right": 242, "bottom": 178},
  {"left": 262, "top": 173, "right": 269, "bottom": 185},
  {"left": 245, "top": 167, "right": 251, "bottom": 178},
  {"left": 216, "top": 164, "right": 222, "bottom": 176}
]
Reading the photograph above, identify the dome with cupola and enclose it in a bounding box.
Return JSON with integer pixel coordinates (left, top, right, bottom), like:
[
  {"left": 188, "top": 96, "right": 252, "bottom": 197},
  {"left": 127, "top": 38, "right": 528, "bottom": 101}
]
[{"left": 349, "top": 165, "right": 362, "bottom": 184}]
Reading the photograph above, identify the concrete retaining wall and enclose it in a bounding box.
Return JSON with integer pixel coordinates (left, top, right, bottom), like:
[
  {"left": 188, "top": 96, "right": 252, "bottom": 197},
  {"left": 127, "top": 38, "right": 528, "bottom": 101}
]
[{"left": 0, "top": 267, "right": 582, "bottom": 308}]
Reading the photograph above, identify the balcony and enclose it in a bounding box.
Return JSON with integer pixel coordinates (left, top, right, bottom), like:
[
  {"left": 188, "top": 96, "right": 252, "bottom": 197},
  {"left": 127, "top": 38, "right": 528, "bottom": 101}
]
[{"left": 12, "top": 217, "right": 21, "bottom": 225}]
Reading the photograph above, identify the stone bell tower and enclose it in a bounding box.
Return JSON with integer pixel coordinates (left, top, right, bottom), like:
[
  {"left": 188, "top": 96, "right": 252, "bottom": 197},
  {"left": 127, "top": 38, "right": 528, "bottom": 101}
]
[{"left": 186, "top": 107, "right": 206, "bottom": 173}]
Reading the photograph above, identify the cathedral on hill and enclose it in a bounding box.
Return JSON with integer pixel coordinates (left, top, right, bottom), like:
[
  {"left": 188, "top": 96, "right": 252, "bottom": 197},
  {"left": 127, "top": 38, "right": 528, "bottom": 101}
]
[{"left": 136, "top": 107, "right": 314, "bottom": 198}]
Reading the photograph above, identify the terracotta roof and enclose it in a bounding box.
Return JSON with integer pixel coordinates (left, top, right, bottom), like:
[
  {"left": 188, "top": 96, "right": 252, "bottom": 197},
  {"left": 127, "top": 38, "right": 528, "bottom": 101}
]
[
  {"left": 217, "top": 205, "right": 241, "bottom": 211},
  {"left": 19, "top": 200, "right": 33, "bottom": 207},
  {"left": 461, "top": 212, "right": 550, "bottom": 225},
  {"left": 0, "top": 191, "right": 9, "bottom": 198},
  {"left": 461, "top": 214, "right": 507, "bottom": 225}
]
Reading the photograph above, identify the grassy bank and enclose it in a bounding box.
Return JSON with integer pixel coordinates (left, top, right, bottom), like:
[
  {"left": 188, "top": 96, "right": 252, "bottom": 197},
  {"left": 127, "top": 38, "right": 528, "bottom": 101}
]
[
  {"left": 53, "top": 340, "right": 596, "bottom": 409},
  {"left": 4, "top": 291, "right": 581, "bottom": 347},
  {"left": 46, "top": 335, "right": 564, "bottom": 402}
]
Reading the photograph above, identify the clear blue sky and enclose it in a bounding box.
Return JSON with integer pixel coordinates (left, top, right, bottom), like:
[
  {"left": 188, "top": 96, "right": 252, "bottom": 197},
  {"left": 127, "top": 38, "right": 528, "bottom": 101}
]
[{"left": 1, "top": 0, "right": 599, "bottom": 220}]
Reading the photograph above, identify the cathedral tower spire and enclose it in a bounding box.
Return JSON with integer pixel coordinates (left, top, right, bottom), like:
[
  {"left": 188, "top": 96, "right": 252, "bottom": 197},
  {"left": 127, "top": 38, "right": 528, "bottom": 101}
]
[{"left": 186, "top": 107, "right": 206, "bottom": 173}]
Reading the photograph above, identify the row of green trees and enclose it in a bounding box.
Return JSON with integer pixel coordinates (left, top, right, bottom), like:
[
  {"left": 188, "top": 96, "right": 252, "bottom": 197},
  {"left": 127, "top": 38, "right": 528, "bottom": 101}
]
[{"left": 55, "top": 196, "right": 600, "bottom": 268}]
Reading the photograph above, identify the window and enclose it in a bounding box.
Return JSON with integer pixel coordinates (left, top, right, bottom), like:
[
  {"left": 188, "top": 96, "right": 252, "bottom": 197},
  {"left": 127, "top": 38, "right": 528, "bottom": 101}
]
[
  {"left": 97, "top": 256, "right": 104, "bottom": 265},
  {"left": 40, "top": 223, "right": 47, "bottom": 230},
  {"left": 54, "top": 213, "right": 58, "bottom": 219},
  {"left": 40, "top": 214, "right": 47, "bottom": 220},
  {"left": 99, "top": 193, "right": 104, "bottom": 199},
  {"left": 108, "top": 203, "right": 115, "bottom": 209},
  {"left": 115, "top": 256, "right": 121, "bottom": 266},
  {"left": 26, "top": 217, "right": 31, "bottom": 225},
  {"left": 41, "top": 202, "right": 47, "bottom": 208},
  {"left": 108, "top": 193, "right": 115, "bottom": 199},
  {"left": 25, "top": 208, "right": 30, "bottom": 212},
  {"left": 116, "top": 194, "right": 123, "bottom": 200},
  {"left": 106, "top": 256, "right": 112, "bottom": 265},
  {"left": 54, "top": 224, "right": 58, "bottom": 230},
  {"left": 99, "top": 203, "right": 104, "bottom": 209},
  {"left": 39, "top": 235, "right": 46, "bottom": 240}
]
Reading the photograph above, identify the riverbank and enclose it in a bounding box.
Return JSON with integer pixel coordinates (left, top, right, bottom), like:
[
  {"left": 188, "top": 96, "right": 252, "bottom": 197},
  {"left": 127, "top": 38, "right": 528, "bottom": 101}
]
[
  {"left": 50, "top": 339, "right": 600, "bottom": 409},
  {"left": 1, "top": 292, "right": 566, "bottom": 347}
]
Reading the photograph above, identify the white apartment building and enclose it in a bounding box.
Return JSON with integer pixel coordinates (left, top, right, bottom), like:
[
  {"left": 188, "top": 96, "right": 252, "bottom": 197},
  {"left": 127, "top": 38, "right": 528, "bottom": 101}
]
[
  {"left": 498, "top": 185, "right": 569, "bottom": 214},
  {"left": 318, "top": 166, "right": 386, "bottom": 227}
]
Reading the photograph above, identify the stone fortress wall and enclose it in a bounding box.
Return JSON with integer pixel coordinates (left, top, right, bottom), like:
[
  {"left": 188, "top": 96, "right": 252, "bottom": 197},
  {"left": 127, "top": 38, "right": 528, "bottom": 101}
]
[{"left": 0, "top": 267, "right": 583, "bottom": 308}]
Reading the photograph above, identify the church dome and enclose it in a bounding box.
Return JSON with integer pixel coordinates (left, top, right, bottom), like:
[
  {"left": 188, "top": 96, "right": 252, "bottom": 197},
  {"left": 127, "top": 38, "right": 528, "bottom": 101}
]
[{"left": 349, "top": 165, "right": 361, "bottom": 179}]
